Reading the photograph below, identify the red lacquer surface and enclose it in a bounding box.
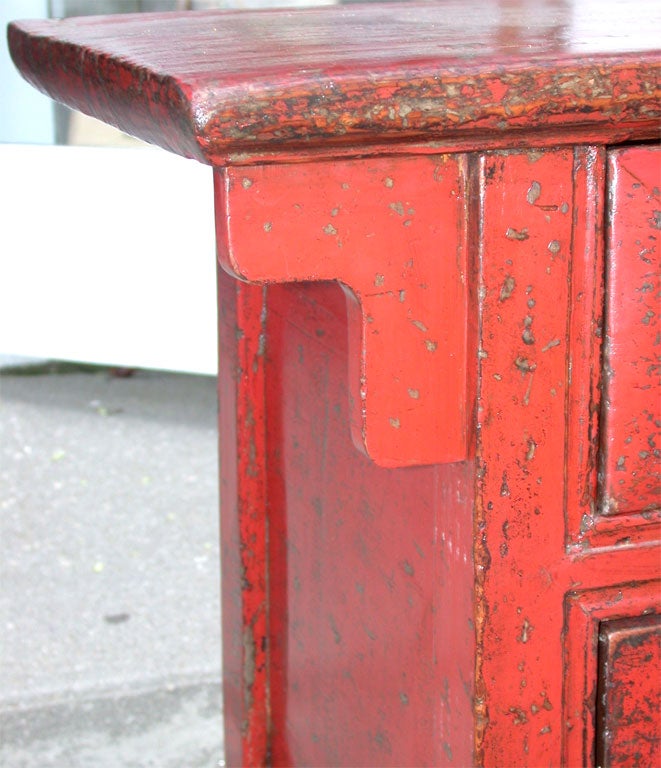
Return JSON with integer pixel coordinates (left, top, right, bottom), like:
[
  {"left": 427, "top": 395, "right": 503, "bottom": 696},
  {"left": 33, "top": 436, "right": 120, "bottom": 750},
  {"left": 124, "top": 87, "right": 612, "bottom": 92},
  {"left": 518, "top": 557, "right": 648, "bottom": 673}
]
[
  {"left": 564, "top": 583, "right": 660, "bottom": 766},
  {"left": 8, "top": 1, "right": 661, "bottom": 163},
  {"left": 214, "top": 145, "right": 661, "bottom": 766},
  {"left": 470, "top": 147, "right": 660, "bottom": 767},
  {"left": 601, "top": 146, "right": 661, "bottom": 517},
  {"left": 472, "top": 148, "right": 577, "bottom": 765},
  {"left": 216, "top": 155, "right": 468, "bottom": 467},
  {"left": 217, "top": 272, "right": 270, "bottom": 762},
  {"left": 7, "top": 2, "right": 661, "bottom": 766},
  {"left": 265, "top": 281, "right": 473, "bottom": 766},
  {"left": 596, "top": 613, "right": 661, "bottom": 767}
]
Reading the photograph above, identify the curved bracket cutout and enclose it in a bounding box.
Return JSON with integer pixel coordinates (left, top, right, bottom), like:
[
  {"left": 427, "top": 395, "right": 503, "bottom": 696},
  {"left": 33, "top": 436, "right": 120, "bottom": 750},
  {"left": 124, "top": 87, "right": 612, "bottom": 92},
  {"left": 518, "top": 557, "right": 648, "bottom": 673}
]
[{"left": 216, "top": 154, "right": 468, "bottom": 467}]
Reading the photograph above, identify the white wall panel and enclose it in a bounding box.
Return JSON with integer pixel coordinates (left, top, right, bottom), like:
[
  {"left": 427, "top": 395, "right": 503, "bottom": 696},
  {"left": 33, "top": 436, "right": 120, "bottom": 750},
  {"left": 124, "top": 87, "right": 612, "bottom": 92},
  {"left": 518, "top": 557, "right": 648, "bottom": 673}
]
[{"left": 0, "top": 144, "right": 218, "bottom": 374}]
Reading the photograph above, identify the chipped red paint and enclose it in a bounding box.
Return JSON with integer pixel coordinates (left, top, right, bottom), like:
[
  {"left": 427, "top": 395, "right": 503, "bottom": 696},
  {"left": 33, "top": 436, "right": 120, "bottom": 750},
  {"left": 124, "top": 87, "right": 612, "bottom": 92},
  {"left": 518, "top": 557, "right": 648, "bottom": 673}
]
[
  {"left": 474, "top": 148, "right": 660, "bottom": 766},
  {"left": 8, "top": 2, "right": 661, "bottom": 766},
  {"left": 601, "top": 146, "right": 661, "bottom": 517},
  {"left": 564, "top": 146, "right": 608, "bottom": 550},
  {"left": 563, "top": 582, "right": 660, "bottom": 766},
  {"left": 215, "top": 155, "right": 468, "bottom": 467},
  {"left": 7, "top": 2, "right": 661, "bottom": 164},
  {"left": 596, "top": 613, "right": 661, "bottom": 767},
  {"left": 473, "top": 148, "right": 578, "bottom": 766},
  {"left": 217, "top": 271, "right": 269, "bottom": 763},
  {"left": 261, "top": 282, "right": 475, "bottom": 766}
]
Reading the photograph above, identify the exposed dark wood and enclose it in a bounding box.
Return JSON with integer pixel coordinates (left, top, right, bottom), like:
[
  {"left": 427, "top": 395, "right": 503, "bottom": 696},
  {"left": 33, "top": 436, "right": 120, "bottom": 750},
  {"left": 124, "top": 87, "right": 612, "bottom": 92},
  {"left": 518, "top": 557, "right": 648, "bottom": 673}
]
[
  {"left": 596, "top": 614, "right": 661, "bottom": 767},
  {"left": 8, "top": 0, "right": 661, "bottom": 163},
  {"left": 7, "top": 2, "right": 661, "bottom": 765}
]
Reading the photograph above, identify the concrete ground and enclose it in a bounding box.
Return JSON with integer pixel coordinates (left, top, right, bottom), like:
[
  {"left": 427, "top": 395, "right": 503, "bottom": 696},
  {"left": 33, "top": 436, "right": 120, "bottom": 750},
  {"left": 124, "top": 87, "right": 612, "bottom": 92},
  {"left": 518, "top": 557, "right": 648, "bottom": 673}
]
[{"left": 0, "top": 362, "right": 224, "bottom": 767}]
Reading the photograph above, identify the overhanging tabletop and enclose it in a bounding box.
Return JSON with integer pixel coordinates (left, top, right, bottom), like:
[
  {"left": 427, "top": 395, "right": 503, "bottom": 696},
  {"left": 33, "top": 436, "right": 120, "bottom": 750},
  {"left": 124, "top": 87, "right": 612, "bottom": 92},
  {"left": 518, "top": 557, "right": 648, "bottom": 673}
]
[{"left": 8, "top": 0, "right": 661, "bottom": 164}]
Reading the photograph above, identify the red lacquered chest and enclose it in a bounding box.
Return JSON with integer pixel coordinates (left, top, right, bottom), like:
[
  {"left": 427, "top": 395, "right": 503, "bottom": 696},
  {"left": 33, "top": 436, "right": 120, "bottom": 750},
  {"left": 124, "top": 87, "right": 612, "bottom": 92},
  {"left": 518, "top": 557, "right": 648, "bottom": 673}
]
[{"left": 9, "top": 2, "right": 660, "bottom": 764}]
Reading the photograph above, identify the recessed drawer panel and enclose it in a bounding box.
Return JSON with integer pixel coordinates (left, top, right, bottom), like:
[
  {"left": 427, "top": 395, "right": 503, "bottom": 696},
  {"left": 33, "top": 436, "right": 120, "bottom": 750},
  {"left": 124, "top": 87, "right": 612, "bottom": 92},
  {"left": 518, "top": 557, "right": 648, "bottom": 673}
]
[
  {"left": 600, "top": 146, "right": 660, "bottom": 516},
  {"left": 596, "top": 613, "right": 661, "bottom": 767}
]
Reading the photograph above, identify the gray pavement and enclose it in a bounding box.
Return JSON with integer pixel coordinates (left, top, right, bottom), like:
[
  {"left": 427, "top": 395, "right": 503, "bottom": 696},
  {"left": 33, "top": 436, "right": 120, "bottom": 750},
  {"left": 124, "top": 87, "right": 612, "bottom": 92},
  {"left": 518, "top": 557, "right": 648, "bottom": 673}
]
[{"left": 0, "top": 364, "right": 224, "bottom": 767}]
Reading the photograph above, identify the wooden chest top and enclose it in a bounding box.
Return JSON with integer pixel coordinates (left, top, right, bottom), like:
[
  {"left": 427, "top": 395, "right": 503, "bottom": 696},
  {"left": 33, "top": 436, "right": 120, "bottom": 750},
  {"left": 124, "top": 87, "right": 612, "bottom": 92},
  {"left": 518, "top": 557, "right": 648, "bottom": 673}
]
[{"left": 8, "top": 0, "right": 661, "bottom": 164}]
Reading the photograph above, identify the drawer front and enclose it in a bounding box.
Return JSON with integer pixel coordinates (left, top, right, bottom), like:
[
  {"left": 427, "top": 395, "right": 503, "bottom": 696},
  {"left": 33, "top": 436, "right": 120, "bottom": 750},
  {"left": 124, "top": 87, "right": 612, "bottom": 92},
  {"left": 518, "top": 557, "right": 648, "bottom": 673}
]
[
  {"left": 600, "top": 146, "right": 660, "bottom": 516},
  {"left": 596, "top": 613, "right": 661, "bottom": 767},
  {"left": 563, "top": 584, "right": 661, "bottom": 766}
]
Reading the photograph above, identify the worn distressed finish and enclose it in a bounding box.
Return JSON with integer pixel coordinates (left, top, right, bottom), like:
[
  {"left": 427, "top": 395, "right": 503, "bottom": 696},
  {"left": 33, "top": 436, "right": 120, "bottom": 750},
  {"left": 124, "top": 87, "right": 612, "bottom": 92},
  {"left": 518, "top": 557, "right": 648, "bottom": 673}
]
[
  {"left": 601, "top": 146, "right": 661, "bottom": 517},
  {"left": 8, "top": 2, "right": 661, "bottom": 766},
  {"left": 263, "top": 281, "right": 471, "bottom": 765},
  {"left": 563, "top": 582, "right": 660, "bottom": 766},
  {"left": 216, "top": 155, "right": 468, "bottom": 466},
  {"left": 472, "top": 148, "right": 577, "bottom": 765},
  {"left": 7, "top": 1, "right": 661, "bottom": 164},
  {"left": 596, "top": 613, "right": 661, "bottom": 766},
  {"left": 217, "top": 273, "right": 270, "bottom": 762}
]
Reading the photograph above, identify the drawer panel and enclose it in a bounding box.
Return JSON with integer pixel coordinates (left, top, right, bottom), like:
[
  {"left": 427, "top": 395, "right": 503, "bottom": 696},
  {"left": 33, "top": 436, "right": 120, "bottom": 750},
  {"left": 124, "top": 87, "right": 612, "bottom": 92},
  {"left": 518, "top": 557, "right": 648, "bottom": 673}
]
[
  {"left": 600, "top": 146, "right": 660, "bottom": 516},
  {"left": 596, "top": 613, "right": 661, "bottom": 767}
]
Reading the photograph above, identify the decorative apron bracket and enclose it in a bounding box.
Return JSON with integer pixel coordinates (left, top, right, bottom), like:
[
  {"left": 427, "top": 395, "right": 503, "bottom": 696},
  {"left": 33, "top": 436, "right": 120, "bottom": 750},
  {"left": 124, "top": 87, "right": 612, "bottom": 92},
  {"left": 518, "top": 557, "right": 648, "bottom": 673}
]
[{"left": 216, "top": 154, "right": 468, "bottom": 467}]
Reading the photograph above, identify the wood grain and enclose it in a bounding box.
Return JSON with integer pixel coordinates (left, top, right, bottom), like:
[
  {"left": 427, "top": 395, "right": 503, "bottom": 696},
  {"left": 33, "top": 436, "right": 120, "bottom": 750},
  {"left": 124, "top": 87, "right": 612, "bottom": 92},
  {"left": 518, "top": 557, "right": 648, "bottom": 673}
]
[{"left": 8, "top": 0, "right": 661, "bottom": 163}]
